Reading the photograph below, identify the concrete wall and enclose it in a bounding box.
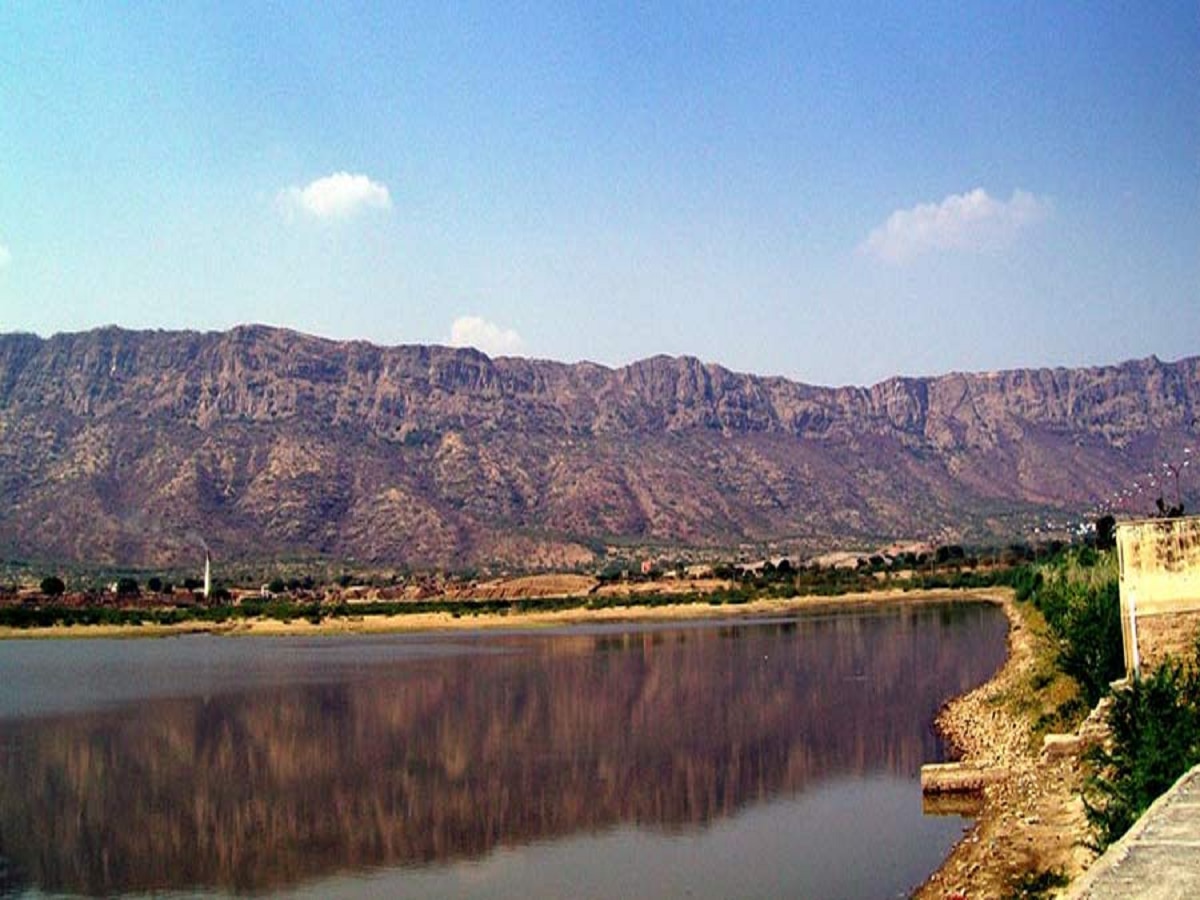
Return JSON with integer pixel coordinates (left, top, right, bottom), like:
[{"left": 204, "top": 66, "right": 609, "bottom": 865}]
[{"left": 1117, "top": 516, "right": 1200, "bottom": 674}]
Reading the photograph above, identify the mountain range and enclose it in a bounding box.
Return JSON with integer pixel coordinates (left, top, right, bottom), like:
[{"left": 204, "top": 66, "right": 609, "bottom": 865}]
[{"left": 0, "top": 325, "right": 1195, "bottom": 570}]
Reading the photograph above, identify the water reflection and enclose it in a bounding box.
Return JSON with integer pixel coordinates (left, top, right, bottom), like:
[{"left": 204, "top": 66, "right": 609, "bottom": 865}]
[{"left": 0, "top": 604, "right": 1006, "bottom": 897}]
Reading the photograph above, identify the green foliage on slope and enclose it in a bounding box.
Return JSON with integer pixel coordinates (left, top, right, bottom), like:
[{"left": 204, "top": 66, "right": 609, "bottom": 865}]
[{"left": 1085, "top": 646, "right": 1200, "bottom": 850}]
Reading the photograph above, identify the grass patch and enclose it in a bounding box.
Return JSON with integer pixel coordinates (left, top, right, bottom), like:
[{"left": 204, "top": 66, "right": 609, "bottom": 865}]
[
  {"left": 1005, "top": 867, "right": 1069, "bottom": 899},
  {"left": 992, "top": 594, "right": 1090, "bottom": 751}
]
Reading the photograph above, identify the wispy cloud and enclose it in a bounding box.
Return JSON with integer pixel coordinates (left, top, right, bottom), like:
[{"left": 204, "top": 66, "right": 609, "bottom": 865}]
[
  {"left": 448, "top": 316, "right": 525, "bottom": 357},
  {"left": 277, "top": 172, "right": 392, "bottom": 221},
  {"left": 0, "top": 243, "right": 10, "bottom": 269},
  {"left": 861, "top": 188, "right": 1048, "bottom": 264}
]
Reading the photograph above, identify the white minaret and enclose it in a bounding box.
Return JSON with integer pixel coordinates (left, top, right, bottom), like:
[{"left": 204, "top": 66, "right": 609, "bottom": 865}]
[{"left": 203, "top": 551, "right": 211, "bottom": 600}]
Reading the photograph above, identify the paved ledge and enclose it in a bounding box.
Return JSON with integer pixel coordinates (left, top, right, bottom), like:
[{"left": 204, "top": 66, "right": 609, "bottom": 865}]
[{"left": 1067, "top": 764, "right": 1200, "bottom": 899}]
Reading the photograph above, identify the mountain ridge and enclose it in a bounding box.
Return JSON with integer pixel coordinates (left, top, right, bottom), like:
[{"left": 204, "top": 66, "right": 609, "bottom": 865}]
[{"left": 1, "top": 325, "right": 1196, "bottom": 569}]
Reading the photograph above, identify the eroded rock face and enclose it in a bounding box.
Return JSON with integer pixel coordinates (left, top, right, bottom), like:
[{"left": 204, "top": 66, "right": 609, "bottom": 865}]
[{"left": 0, "top": 326, "right": 1195, "bottom": 567}]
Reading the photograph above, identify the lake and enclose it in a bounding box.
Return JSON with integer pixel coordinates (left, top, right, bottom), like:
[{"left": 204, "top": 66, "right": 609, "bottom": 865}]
[{"left": 0, "top": 602, "right": 1007, "bottom": 898}]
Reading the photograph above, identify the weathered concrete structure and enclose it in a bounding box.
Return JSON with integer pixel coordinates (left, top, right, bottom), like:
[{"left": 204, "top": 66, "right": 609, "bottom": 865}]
[
  {"left": 919, "top": 761, "right": 1006, "bottom": 795},
  {"left": 1067, "top": 764, "right": 1200, "bottom": 899},
  {"left": 1116, "top": 516, "right": 1200, "bottom": 675}
]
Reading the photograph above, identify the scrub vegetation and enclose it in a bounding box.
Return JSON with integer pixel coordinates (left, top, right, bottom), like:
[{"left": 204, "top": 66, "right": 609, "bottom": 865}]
[
  {"left": 1084, "top": 643, "right": 1200, "bottom": 850},
  {"left": 2, "top": 544, "right": 1059, "bottom": 630},
  {"left": 1005, "top": 544, "right": 1200, "bottom": 852}
]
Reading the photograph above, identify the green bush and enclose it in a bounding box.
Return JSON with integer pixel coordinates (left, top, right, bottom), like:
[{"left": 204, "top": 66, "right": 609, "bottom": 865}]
[
  {"left": 1085, "top": 648, "right": 1200, "bottom": 849},
  {"left": 1056, "top": 581, "right": 1124, "bottom": 707},
  {"left": 1009, "top": 566, "right": 1043, "bottom": 603},
  {"left": 1027, "top": 566, "right": 1123, "bottom": 708},
  {"left": 39, "top": 575, "right": 66, "bottom": 596}
]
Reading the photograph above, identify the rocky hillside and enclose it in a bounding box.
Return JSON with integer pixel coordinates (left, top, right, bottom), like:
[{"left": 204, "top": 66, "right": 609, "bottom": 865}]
[{"left": 0, "top": 325, "right": 1195, "bottom": 569}]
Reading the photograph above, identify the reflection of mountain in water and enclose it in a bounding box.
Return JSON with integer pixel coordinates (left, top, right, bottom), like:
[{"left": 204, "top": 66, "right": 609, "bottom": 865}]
[{"left": 0, "top": 605, "right": 1006, "bottom": 896}]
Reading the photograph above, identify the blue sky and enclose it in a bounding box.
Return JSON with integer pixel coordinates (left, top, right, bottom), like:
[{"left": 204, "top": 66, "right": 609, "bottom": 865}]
[{"left": 1, "top": 2, "right": 1196, "bottom": 386}]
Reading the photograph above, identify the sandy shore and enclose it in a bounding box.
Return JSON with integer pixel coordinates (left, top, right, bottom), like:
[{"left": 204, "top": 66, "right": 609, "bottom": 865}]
[{"left": 0, "top": 586, "right": 1001, "bottom": 640}]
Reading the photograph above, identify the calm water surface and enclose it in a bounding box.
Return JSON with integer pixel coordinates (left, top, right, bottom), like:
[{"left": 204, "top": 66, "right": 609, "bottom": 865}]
[{"left": 0, "top": 603, "right": 1006, "bottom": 899}]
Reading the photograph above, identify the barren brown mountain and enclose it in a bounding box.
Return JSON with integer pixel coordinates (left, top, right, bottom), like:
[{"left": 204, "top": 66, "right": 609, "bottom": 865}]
[{"left": 0, "top": 326, "right": 1195, "bottom": 568}]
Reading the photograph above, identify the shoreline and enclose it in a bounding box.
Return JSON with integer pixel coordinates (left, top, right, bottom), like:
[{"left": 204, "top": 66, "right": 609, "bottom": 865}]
[
  {"left": 0, "top": 586, "right": 1002, "bottom": 640},
  {"left": 915, "top": 589, "right": 1095, "bottom": 898}
]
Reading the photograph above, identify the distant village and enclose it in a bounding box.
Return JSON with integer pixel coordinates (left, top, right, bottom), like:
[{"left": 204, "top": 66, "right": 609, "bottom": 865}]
[{"left": 1, "top": 528, "right": 1097, "bottom": 611}]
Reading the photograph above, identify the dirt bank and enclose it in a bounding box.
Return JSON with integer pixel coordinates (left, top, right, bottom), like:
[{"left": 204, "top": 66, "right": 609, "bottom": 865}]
[{"left": 916, "top": 591, "right": 1096, "bottom": 899}]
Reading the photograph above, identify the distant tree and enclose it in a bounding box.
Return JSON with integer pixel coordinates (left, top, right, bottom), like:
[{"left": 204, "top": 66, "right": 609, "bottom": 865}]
[
  {"left": 597, "top": 560, "right": 628, "bottom": 583},
  {"left": 1004, "top": 543, "right": 1033, "bottom": 564},
  {"left": 1095, "top": 515, "right": 1117, "bottom": 551},
  {"left": 1155, "top": 496, "right": 1185, "bottom": 519},
  {"left": 182, "top": 577, "right": 203, "bottom": 591},
  {"left": 115, "top": 577, "right": 139, "bottom": 596},
  {"left": 147, "top": 576, "right": 164, "bottom": 593},
  {"left": 268, "top": 577, "right": 287, "bottom": 595},
  {"left": 935, "top": 545, "right": 965, "bottom": 565},
  {"left": 40, "top": 576, "right": 66, "bottom": 597}
]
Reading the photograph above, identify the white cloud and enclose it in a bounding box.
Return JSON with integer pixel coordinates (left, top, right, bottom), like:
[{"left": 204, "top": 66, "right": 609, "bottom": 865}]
[
  {"left": 0, "top": 244, "right": 9, "bottom": 269},
  {"left": 861, "top": 188, "right": 1048, "bottom": 263},
  {"left": 448, "top": 316, "right": 525, "bottom": 357},
  {"left": 278, "top": 172, "right": 392, "bottom": 221}
]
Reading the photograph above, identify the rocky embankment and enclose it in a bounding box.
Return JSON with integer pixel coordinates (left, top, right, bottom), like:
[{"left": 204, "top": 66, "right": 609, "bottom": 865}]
[{"left": 918, "top": 593, "right": 1099, "bottom": 898}]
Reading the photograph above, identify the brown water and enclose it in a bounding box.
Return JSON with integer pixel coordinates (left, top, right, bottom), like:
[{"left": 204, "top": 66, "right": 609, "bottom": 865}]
[{"left": 0, "top": 603, "right": 1006, "bottom": 899}]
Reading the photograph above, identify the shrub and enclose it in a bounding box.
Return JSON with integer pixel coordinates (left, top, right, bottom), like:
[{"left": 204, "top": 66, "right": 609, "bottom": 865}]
[
  {"left": 1056, "top": 581, "right": 1124, "bottom": 707},
  {"left": 1010, "top": 566, "right": 1043, "bottom": 603},
  {"left": 1085, "top": 648, "right": 1200, "bottom": 849},
  {"left": 39, "top": 575, "right": 66, "bottom": 596},
  {"left": 1007, "top": 867, "right": 1069, "bottom": 899},
  {"left": 1027, "top": 566, "right": 1124, "bottom": 708}
]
